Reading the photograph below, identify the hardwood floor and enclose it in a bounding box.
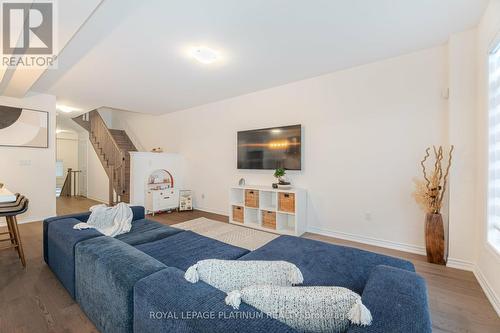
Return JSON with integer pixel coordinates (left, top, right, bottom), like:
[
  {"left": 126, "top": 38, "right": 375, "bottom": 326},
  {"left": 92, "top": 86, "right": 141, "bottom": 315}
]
[
  {"left": 0, "top": 196, "right": 498, "bottom": 332},
  {"left": 1, "top": 197, "right": 100, "bottom": 333},
  {"left": 147, "top": 208, "right": 229, "bottom": 225},
  {"left": 56, "top": 196, "right": 99, "bottom": 216}
]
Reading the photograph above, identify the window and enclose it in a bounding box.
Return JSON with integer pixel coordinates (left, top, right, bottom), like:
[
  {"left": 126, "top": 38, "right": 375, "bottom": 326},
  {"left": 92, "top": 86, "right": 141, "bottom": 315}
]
[
  {"left": 56, "top": 160, "right": 64, "bottom": 177},
  {"left": 488, "top": 40, "right": 500, "bottom": 251}
]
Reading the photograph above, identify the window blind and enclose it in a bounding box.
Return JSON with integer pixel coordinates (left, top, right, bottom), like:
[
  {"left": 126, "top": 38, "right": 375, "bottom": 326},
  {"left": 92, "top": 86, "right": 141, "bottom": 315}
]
[
  {"left": 488, "top": 43, "right": 500, "bottom": 247},
  {"left": 56, "top": 160, "right": 64, "bottom": 177}
]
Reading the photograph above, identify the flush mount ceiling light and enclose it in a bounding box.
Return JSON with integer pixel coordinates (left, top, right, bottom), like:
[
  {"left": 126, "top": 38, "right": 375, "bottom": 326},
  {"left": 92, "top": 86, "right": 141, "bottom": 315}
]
[
  {"left": 57, "top": 104, "right": 80, "bottom": 113},
  {"left": 190, "top": 46, "right": 219, "bottom": 64}
]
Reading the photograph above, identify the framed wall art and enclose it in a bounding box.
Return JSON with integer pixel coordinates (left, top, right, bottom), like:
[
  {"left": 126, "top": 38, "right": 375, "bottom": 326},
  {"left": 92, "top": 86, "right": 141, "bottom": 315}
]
[{"left": 0, "top": 105, "right": 49, "bottom": 148}]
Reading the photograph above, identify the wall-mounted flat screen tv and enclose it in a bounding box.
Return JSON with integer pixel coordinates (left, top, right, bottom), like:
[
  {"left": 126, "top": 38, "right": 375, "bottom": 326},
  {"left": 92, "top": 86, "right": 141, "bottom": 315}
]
[{"left": 237, "top": 125, "right": 301, "bottom": 170}]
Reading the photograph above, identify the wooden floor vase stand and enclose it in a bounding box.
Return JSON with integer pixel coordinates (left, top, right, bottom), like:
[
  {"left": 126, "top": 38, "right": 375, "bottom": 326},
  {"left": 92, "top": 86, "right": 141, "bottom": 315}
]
[
  {"left": 414, "top": 145, "right": 454, "bottom": 266},
  {"left": 425, "top": 213, "right": 445, "bottom": 265}
]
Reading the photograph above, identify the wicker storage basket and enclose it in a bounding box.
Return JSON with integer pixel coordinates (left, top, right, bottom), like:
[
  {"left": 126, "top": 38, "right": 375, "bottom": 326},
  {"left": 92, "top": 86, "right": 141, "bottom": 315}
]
[
  {"left": 262, "top": 210, "right": 276, "bottom": 229},
  {"left": 232, "top": 205, "right": 244, "bottom": 223},
  {"left": 245, "top": 189, "right": 259, "bottom": 208},
  {"left": 278, "top": 192, "right": 295, "bottom": 213}
]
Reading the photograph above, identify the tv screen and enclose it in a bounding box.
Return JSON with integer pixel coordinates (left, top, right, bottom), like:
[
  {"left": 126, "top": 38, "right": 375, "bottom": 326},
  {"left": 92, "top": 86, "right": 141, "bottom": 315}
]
[{"left": 237, "top": 125, "right": 301, "bottom": 170}]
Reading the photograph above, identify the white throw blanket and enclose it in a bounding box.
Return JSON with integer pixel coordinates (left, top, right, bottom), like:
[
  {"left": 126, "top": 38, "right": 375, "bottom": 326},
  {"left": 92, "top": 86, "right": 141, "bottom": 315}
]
[
  {"left": 73, "top": 203, "right": 133, "bottom": 237},
  {"left": 225, "top": 285, "right": 372, "bottom": 332},
  {"left": 184, "top": 259, "right": 304, "bottom": 293}
]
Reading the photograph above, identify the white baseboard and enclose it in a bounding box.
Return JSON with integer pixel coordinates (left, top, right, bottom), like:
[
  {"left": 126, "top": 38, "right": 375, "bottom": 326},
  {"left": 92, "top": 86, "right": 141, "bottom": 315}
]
[
  {"left": 446, "top": 257, "right": 475, "bottom": 271},
  {"left": 193, "top": 205, "right": 228, "bottom": 217},
  {"left": 307, "top": 226, "right": 426, "bottom": 255},
  {"left": 86, "top": 196, "right": 108, "bottom": 204},
  {"left": 474, "top": 266, "right": 500, "bottom": 316}
]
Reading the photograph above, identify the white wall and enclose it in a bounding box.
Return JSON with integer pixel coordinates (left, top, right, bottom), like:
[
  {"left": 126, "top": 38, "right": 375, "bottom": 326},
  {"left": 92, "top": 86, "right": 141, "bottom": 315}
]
[
  {"left": 116, "top": 46, "right": 448, "bottom": 254},
  {"left": 95, "top": 107, "right": 146, "bottom": 151},
  {"left": 0, "top": 93, "right": 56, "bottom": 224},
  {"left": 77, "top": 131, "right": 88, "bottom": 196},
  {"left": 475, "top": 0, "right": 500, "bottom": 315},
  {"left": 446, "top": 29, "right": 479, "bottom": 269},
  {"left": 86, "top": 136, "right": 109, "bottom": 203},
  {"left": 56, "top": 131, "right": 79, "bottom": 188}
]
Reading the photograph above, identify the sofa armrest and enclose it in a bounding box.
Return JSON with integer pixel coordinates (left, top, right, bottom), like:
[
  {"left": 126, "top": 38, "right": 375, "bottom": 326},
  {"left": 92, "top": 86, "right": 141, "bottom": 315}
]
[
  {"left": 130, "top": 205, "right": 145, "bottom": 221},
  {"left": 45, "top": 205, "right": 145, "bottom": 224},
  {"left": 44, "top": 212, "right": 91, "bottom": 224},
  {"left": 43, "top": 206, "right": 145, "bottom": 263},
  {"left": 347, "top": 265, "right": 431, "bottom": 333},
  {"left": 134, "top": 267, "right": 298, "bottom": 333},
  {"left": 43, "top": 212, "right": 91, "bottom": 263}
]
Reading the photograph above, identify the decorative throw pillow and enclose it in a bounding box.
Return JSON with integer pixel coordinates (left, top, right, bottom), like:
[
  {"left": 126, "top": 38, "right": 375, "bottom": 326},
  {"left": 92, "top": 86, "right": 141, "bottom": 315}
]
[
  {"left": 225, "top": 285, "right": 372, "bottom": 332},
  {"left": 184, "top": 259, "right": 303, "bottom": 293}
]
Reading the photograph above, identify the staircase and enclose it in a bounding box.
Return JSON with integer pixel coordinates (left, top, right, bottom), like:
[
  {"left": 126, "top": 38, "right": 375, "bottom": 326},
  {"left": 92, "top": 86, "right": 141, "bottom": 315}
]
[{"left": 72, "top": 110, "right": 137, "bottom": 204}]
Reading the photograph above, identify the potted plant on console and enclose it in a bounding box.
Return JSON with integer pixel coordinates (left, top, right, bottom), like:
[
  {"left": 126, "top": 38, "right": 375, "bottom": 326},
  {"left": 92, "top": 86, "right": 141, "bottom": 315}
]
[
  {"left": 413, "top": 145, "right": 454, "bottom": 265},
  {"left": 273, "top": 168, "right": 291, "bottom": 189}
]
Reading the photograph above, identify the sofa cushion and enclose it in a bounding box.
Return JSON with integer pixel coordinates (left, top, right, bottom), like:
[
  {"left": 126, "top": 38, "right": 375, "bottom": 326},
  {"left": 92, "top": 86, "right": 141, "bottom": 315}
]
[
  {"left": 134, "top": 267, "right": 299, "bottom": 333},
  {"left": 116, "top": 218, "right": 183, "bottom": 245},
  {"left": 238, "top": 235, "right": 415, "bottom": 294},
  {"left": 135, "top": 231, "right": 250, "bottom": 271},
  {"left": 76, "top": 236, "right": 167, "bottom": 333},
  {"left": 47, "top": 217, "right": 102, "bottom": 297}
]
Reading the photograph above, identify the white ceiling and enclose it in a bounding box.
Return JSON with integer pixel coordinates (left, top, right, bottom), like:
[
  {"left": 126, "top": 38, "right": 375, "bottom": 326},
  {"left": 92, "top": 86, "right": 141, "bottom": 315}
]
[
  {"left": 0, "top": 0, "right": 103, "bottom": 97},
  {"left": 30, "top": 0, "right": 488, "bottom": 115}
]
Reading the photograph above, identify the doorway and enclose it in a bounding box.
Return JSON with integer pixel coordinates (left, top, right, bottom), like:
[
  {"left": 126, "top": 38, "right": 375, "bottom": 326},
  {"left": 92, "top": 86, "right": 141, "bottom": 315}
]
[{"left": 55, "top": 115, "right": 87, "bottom": 198}]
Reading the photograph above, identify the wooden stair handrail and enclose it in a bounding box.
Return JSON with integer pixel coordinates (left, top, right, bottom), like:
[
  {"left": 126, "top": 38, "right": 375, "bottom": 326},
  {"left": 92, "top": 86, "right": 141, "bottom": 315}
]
[
  {"left": 72, "top": 113, "right": 90, "bottom": 131},
  {"left": 89, "top": 110, "right": 125, "bottom": 159},
  {"left": 88, "top": 110, "right": 127, "bottom": 203}
]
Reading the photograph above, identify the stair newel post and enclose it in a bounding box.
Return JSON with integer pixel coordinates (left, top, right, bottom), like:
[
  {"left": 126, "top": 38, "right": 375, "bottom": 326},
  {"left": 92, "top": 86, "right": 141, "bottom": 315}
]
[
  {"left": 60, "top": 168, "right": 73, "bottom": 197},
  {"left": 109, "top": 167, "right": 114, "bottom": 206},
  {"left": 121, "top": 152, "right": 126, "bottom": 198},
  {"left": 67, "top": 168, "right": 72, "bottom": 196},
  {"left": 72, "top": 169, "right": 76, "bottom": 196}
]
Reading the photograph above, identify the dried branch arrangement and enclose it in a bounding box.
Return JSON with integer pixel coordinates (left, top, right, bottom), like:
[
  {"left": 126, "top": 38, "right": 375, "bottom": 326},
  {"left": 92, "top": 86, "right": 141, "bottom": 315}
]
[{"left": 413, "top": 145, "right": 454, "bottom": 214}]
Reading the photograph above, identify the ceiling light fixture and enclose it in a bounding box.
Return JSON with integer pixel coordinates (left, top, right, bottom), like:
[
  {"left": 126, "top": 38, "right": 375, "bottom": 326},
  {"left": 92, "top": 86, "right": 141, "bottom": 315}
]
[
  {"left": 57, "top": 104, "right": 80, "bottom": 113},
  {"left": 190, "top": 46, "right": 219, "bottom": 64}
]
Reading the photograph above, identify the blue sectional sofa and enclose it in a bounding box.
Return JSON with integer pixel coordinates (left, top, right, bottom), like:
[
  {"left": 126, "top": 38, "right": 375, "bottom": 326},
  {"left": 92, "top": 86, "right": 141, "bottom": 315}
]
[{"left": 44, "top": 207, "right": 432, "bottom": 333}]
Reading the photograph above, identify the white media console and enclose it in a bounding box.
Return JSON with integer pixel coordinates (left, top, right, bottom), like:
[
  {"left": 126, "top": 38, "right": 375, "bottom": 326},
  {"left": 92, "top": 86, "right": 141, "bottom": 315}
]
[{"left": 229, "top": 185, "right": 307, "bottom": 236}]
